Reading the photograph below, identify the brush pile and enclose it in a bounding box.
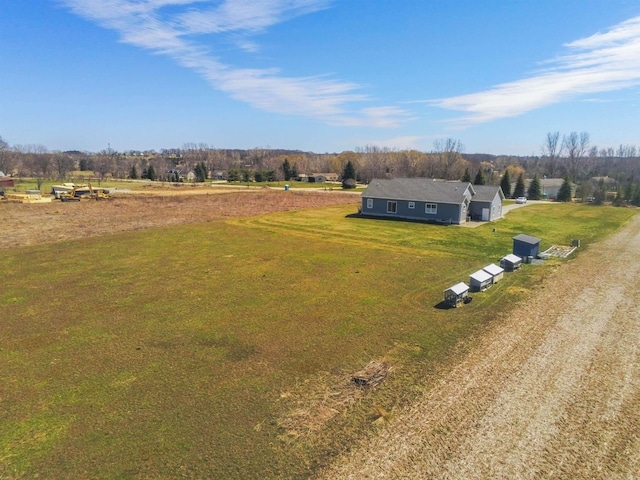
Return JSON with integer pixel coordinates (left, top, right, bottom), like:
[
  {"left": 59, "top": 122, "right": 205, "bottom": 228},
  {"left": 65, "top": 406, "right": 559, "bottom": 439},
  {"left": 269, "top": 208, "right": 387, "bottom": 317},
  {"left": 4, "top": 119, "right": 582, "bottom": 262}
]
[{"left": 351, "top": 360, "right": 391, "bottom": 387}]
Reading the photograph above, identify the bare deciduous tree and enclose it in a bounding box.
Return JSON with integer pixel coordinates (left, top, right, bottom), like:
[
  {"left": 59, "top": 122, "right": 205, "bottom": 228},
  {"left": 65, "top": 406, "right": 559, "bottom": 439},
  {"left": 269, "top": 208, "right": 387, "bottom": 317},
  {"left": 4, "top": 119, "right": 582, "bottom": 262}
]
[
  {"left": 562, "top": 131, "right": 590, "bottom": 180},
  {"left": 0, "top": 136, "right": 14, "bottom": 175},
  {"left": 432, "top": 138, "right": 466, "bottom": 180}
]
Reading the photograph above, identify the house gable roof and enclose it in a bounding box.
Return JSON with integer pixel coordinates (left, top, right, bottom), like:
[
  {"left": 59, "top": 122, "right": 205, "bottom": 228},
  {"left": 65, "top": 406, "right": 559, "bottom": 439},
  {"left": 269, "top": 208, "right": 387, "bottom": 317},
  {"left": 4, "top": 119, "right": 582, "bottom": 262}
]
[
  {"left": 470, "top": 185, "right": 505, "bottom": 202},
  {"left": 363, "top": 178, "right": 474, "bottom": 205}
]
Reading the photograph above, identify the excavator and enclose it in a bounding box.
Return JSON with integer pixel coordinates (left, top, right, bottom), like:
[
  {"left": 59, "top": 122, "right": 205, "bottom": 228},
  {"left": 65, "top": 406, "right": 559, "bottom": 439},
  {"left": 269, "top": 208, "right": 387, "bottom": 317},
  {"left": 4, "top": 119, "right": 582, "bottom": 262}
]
[{"left": 59, "top": 183, "right": 110, "bottom": 201}]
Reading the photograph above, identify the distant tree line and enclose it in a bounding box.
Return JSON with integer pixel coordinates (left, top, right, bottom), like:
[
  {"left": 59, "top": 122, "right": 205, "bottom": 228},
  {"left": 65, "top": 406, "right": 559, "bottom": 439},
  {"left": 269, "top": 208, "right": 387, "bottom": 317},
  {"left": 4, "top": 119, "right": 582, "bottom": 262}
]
[{"left": 1, "top": 133, "right": 639, "bottom": 202}]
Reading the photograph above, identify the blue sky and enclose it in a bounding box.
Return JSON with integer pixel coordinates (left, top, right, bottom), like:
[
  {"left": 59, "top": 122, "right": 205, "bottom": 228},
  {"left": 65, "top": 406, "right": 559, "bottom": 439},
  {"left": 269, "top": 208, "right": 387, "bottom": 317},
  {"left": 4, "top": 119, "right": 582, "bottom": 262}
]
[{"left": 1, "top": 0, "right": 639, "bottom": 155}]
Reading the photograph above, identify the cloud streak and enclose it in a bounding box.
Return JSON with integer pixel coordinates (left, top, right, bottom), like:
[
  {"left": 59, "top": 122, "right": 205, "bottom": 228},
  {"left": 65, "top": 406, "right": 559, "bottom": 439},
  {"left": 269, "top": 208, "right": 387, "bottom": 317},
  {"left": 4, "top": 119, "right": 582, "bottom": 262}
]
[
  {"left": 61, "top": 0, "right": 410, "bottom": 127},
  {"left": 432, "top": 15, "right": 640, "bottom": 125}
]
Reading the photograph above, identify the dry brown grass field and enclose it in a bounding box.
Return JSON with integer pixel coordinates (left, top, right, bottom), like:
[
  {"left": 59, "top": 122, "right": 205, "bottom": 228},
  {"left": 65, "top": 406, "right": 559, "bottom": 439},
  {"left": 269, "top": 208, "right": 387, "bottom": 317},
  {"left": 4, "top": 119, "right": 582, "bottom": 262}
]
[{"left": 0, "top": 188, "right": 359, "bottom": 250}]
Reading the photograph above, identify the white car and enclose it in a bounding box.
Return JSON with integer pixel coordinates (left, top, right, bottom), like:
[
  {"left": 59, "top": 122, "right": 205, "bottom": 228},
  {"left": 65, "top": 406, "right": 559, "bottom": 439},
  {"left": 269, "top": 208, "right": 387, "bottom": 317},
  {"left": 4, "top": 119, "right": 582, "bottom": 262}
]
[{"left": 515, "top": 197, "right": 527, "bottom": 204}]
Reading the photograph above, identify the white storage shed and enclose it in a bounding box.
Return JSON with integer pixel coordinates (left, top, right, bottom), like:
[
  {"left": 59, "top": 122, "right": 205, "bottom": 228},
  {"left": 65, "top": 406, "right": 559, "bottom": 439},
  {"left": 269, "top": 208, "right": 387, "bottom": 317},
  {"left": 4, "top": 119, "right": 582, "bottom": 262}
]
[
  {"left": 469, "top": 269, "right": 493, "bottom": 292},
  {"left": 444, "top": 282, "right": 470, "bottom": 308},
  {"left": 500, "top": 253, "right": 523, "bottom": 272},
  {"left": 483, "top": 263, "right": 504, "bottom": 284}
]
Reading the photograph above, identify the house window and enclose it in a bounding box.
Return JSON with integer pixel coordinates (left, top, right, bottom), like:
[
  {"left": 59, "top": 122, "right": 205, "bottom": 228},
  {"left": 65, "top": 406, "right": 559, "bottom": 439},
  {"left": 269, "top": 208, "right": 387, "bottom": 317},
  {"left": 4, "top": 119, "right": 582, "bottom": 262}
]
[
  {"left": 387, "top": 201, "right": 397, "bottom": 213},
  {"left": 425, "top": 203, "right": 437, "bottom": 214},
  {"left": 366, "top": 198, "right": 373, "bottom": 209},
  {"left": 408, "top": 201, "right": 415, "bottom": 209}
]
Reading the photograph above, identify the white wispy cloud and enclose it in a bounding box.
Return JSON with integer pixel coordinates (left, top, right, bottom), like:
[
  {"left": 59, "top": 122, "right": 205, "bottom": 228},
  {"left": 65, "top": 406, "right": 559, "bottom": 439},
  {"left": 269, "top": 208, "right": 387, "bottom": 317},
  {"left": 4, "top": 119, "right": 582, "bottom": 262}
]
[
  {"left": 60, "top": 0, "right": 410, "bottom": 127},
  {"left": 432, "top": 15, "right": 640, "bottom": 125}
]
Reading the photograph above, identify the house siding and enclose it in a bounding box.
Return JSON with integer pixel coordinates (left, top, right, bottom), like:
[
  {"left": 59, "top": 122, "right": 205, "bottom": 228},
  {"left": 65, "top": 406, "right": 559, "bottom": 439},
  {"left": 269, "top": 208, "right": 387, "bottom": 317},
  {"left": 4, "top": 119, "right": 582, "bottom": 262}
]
[{"left": 362, "top": 198, "right": 466, "bottom": 224}]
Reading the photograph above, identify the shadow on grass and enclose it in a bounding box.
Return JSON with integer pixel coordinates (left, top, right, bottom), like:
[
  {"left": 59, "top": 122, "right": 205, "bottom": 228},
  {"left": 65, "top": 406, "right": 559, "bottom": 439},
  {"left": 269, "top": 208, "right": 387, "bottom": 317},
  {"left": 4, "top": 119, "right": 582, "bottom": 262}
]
[
  {"left": 434, "top": 297, "right": 473, "bottom": 310},
  {"left": 345, "top": 212, "right": 458, "bottom": 225}
]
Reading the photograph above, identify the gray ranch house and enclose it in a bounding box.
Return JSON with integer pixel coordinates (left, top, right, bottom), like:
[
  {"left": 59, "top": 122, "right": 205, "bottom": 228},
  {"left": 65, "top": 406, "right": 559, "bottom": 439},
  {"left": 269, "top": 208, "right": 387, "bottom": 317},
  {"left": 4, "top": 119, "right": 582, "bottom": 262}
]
[{"left": 361, "top": 178, "right": 503, "bottom": 225}]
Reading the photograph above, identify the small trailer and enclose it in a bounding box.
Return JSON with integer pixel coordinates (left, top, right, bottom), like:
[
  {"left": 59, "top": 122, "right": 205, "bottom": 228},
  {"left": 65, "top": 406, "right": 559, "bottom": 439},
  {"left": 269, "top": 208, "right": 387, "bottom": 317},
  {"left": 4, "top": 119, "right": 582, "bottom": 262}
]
[
  {"left": 444, "top": 282, "right": 470, "bottom": 308},
  {"left": 482, "top": 263, "right": 504, "bottom": 284},
  {"left": 469, "top": 269, "right": 493, "bottom": 292}
]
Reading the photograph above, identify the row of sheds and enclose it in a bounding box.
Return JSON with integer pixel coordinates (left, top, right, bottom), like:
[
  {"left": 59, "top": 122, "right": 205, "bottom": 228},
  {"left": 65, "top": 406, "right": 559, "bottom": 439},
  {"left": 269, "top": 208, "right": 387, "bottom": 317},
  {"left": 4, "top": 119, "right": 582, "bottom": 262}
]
[
  {"left": 445, "top": 263, "right": 505, "bottom": 308},
  {"left": 444, "top": 233, "right": 542, "bottom": 308}
]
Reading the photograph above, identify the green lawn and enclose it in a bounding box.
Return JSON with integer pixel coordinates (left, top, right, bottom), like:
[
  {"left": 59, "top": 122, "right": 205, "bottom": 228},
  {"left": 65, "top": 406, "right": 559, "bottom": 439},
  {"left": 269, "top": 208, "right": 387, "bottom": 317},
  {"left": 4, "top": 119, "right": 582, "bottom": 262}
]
[{"left": 0, "top": 203, "right": 636, "bottom": 478}]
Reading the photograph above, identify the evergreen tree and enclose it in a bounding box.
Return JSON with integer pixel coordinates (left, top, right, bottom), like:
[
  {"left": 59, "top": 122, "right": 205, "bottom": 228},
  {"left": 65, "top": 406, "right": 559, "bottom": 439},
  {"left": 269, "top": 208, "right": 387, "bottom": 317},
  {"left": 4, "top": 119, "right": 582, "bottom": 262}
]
[
  {"left": 513, "top": 173, "right": 526, "bottom": 198},
  {"left": 130, "top": 165, "right": 138, "bottom": 180},
  {"left": 527, "top": 173, "right": 542, "bottom": 200},
  {"left": 291, "top": 163, "right": 298, "bottom": 179},
  {"left": 342, "top": 160, "right": 357, "bottom": 189},
  {"left": 282, "top": 158, "right": 292, "bottom": 181},
  {"left": 473, "top": 169, "right": 486, "bottom": 185},
  {"left": 227, "top": 168, "right": 240, "bottom": 182},
  {"left": 147, "top": 165, "right": 157, "bottom": 181},
  {"left": 461, "top": 167, "right": 471, "bottom": 183},
  {"left": 195, "top": 162, "right": 207, "bottom": 182},
  {"left": 556, "top": 175, "right": 573, "bottom": 202},
  {"left": 500, "top": 170, "right": 511, "bottom": 198}
]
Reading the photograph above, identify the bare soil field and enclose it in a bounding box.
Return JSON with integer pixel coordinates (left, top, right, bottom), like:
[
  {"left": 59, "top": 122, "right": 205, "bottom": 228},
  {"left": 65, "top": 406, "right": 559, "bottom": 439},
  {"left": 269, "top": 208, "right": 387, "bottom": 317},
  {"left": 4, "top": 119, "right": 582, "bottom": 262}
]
[
  {"left": 318, "top": 215, "right": 640, "bottom": 479},
  {"left": 0, "top": 188, "right": 358, "bottom": 250}
]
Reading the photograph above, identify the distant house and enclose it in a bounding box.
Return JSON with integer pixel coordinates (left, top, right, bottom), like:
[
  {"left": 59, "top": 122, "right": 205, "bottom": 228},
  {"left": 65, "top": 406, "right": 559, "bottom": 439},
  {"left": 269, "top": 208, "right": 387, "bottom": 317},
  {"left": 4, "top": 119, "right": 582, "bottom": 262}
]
[
  {"left": 212, "top": 171, "right": 227, "bottom": 181},
  {"left": 468, "top": 185, "right": 505, "bottom": 221},
  {"left": 361, "top": 178, "right": 475, "bottom": 225},
  {"left": 0, "top": 177, "right": 14, "bottom": 189},
  {"left": 513, "top": 178, "right": 577, "bottom": 200},
  {"left": 361, "top": 178, "right": 504, "bottom": 225},
  {"left": 308, "top": 172, "right": 339, "bottom": 183},
  {"left": 513, "top": 234, "right": 541, "bottom": 259}
]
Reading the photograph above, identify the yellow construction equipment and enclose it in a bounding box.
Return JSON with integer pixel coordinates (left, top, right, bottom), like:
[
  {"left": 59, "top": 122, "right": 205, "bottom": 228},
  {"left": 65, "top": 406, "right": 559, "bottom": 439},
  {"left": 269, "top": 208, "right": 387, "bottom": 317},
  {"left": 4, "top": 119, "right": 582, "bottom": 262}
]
[{"left": 59, "top": 183, "right": 110, "bottom": 201}]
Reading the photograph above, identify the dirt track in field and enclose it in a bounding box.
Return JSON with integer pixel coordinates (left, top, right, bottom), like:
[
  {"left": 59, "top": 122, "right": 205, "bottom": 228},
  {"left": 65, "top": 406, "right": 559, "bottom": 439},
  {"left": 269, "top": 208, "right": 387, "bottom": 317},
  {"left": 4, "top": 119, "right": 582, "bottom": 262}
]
[
  {"left": 0, "top": 188, "right": 358, "bottom": 250},
  {"left": 318, "top": 214, "right": 640, "bottom": 479}
]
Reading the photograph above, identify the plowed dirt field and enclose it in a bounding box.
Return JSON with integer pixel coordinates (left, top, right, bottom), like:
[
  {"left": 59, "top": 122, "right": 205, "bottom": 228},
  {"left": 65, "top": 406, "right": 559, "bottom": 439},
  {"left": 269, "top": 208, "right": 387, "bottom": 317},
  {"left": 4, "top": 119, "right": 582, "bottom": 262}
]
[
  {"left": 0, "top": 188, "right": 359, "bottom": 250},
  {"left": 318, "top": 215, "right": 640, "bottom": 479}
]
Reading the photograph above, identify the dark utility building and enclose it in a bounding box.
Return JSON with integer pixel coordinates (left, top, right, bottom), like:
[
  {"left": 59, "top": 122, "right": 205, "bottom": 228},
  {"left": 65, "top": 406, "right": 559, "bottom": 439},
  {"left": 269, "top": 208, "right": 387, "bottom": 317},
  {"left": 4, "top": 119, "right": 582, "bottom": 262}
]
[{"left": 513, "top": 234, "right": 541, "bottom": 259}]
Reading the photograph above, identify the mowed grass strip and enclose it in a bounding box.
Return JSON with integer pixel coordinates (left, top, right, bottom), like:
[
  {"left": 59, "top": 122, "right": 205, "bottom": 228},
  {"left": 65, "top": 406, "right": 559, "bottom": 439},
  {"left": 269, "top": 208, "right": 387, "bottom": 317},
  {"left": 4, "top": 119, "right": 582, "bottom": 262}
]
[{"left": 0, "top": 203, "right": 636, "bottom": 478}]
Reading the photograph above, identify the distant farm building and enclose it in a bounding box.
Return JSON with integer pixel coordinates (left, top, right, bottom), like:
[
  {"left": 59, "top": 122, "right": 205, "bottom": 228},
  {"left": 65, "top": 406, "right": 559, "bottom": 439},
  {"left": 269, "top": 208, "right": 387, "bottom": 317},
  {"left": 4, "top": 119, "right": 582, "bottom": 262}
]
[
  {"left": 444, "top": 282, "right": 470, "bottom": 308},
  {"left": 513, "top": 234, "right": 541, "bottom": 259},
  {"left": 0, "top": 175, "right": 15, "bottom": 189}
]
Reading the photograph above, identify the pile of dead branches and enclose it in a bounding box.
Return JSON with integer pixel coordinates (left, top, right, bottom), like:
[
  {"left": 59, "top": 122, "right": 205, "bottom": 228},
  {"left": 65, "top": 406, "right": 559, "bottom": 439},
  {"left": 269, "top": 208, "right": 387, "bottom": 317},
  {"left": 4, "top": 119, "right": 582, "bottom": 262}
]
[{"left": 352, "top": 360, "right": 391, "bottom": 387}]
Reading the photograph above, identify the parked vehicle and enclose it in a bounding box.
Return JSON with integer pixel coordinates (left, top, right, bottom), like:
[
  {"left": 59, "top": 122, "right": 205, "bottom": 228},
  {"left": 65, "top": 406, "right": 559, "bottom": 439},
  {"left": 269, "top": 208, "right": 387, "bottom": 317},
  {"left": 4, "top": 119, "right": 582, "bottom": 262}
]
[{"left": 515, "top": 196, "right": 527, "bottom": 204}]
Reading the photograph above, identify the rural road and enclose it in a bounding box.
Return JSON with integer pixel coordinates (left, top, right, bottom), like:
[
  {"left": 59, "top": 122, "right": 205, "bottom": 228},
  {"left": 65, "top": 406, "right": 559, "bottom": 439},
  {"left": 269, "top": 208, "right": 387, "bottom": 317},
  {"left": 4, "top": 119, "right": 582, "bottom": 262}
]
[{"left": 318, "top": 215, "right": 640, "bottom": 479}]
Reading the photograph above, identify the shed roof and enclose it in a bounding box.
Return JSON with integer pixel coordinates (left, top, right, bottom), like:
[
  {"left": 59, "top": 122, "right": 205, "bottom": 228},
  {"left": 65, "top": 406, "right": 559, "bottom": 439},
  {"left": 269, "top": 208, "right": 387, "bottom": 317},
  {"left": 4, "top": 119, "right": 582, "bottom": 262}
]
[
  {"left": 483, "top": 263, "right": 504, "bottom": 276},
  {"left": 470, "top": 269, "right": 493, "bottom": 283},
  {"left": 513, "top": 234, "right": 541, "bottom": 245},
  {"left": 446, "top": 282, "right": 469, "bottom": 295},
  {"left": 363, "top": 178, "right": 475, "bottom": 205},
  {"left": 502, "top": 253, "right": 523, "bottom": 263}
]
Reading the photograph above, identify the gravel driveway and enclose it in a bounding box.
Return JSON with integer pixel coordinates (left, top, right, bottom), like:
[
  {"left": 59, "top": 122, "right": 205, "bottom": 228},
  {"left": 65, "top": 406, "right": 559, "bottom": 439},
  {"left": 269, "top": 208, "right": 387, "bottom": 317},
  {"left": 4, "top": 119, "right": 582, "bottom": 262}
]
[{"left": 319, "top": 215, "right": 640, "bottom": 479}]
